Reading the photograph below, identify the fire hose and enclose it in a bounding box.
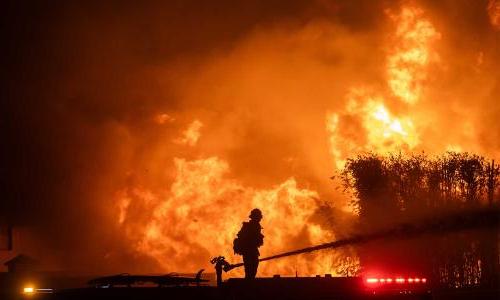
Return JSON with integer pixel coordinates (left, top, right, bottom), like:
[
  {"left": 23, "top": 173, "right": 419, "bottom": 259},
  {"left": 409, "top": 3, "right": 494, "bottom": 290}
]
[{"left": 211, "top": 208, "right": 499, "bottom": 286}]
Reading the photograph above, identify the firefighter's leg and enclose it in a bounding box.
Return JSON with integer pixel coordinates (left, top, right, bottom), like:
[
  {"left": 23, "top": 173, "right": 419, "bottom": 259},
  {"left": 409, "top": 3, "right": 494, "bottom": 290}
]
[
  {"left": 250, "top": 258, "right": 259, "bottom": 278},
  {"left": 243, "top": 254, "right": 258, "bottom": 279}
]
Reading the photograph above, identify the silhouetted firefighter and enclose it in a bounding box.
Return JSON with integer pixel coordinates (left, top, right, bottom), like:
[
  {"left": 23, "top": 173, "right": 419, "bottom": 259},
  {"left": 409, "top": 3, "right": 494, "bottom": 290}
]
[{"left": 233, "top": 208, "right": 264, "bottom": 279}]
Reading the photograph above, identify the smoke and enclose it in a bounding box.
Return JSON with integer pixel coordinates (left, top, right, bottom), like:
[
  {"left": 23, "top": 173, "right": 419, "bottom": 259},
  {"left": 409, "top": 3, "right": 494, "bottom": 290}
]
[
  {"left": 247, "top": 208, "right": 500, "bottom": 267},
  {"left": 1, "top": 0, "right": 499, "bottom": 274}
]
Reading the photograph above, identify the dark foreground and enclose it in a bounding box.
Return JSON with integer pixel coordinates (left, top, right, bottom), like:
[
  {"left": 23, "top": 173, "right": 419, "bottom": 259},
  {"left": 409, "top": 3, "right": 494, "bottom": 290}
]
[{"left": 4, "top": 276, "right": 500, "bottom": 300}]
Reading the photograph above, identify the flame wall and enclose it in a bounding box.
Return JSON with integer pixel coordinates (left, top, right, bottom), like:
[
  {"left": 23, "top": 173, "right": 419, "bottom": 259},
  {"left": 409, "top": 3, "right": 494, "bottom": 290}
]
[{"left": 1, "top": 0, "right": 499, "bottom": 275}]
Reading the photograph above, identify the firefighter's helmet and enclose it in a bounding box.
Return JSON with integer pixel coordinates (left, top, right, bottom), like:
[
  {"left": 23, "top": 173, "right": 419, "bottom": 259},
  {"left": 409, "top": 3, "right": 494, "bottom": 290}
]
[{"left": 249, "top": 208, "right": 262, "bottom": 220}]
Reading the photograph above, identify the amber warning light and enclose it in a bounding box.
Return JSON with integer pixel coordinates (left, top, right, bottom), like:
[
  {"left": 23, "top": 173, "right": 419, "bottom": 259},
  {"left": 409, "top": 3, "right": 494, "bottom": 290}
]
[{"left": 22, "top": 285, "right": 54, "bottom": 295}]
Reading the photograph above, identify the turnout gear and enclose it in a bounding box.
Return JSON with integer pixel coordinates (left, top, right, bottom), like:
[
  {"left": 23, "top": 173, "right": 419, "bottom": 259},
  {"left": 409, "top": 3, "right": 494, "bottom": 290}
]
[{"left": 233, "top": 209, "right": 264, "bottom": 279}]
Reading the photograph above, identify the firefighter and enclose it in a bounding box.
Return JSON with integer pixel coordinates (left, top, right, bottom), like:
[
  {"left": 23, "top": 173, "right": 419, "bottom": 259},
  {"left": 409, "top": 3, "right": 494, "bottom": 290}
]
[{"left": 233, "top": 208, "right": 264, "bottom": 279}]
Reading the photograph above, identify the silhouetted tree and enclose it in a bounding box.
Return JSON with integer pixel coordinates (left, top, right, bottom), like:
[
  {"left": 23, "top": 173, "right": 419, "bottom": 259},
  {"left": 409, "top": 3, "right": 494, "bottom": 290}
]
[{"left": 340, "top": 152, "right": 499, "bottom": 288}]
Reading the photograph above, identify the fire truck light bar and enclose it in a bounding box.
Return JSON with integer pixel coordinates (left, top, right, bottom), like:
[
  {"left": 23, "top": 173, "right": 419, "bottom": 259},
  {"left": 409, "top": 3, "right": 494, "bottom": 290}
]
[{"left": 366, "top": 277, "right": 427, "bottom": 284}]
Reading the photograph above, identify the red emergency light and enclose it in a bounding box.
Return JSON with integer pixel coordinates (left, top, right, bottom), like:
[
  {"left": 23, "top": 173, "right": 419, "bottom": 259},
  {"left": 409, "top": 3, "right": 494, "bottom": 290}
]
[{"left": 365, "top": 277, "right": 427, "bottom": 285}]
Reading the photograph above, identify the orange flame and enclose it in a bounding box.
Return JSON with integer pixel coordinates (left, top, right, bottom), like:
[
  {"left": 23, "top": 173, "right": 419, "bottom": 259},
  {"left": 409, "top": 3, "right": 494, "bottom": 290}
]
[
  {"left": 327, "top": 5, "right": 438, "bottom": 169},
  {"left": 387, "top": 6, "right": 441, "bottom": 104},
  {"left": 114, "top": 3, "right": 494, "bottom": 277},
  {"left": 118, "top": 156, "right": 344, "bottom": 275},
  {"left": 174, "top": 120, "right": 203, "bottom": 146},
  {"left": 488, "top": 0, "right": 500, "bottom": 30},
  {"left": 154, "top": 113, "right": 174, "bottom": 125}
]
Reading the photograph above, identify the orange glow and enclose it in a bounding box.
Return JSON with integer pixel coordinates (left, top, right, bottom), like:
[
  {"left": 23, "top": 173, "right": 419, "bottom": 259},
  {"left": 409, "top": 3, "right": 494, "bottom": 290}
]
[
  {"left": 174, "top": 119, "right": 203, "bottom": 146},
  {"left": 488, "top": 0, "right": 500, "bottom": 30},
  {"left": 366, "top": 101, "right": 418, "bottom": 147},
  {"left": 114, "top": 2, "right": 498, "bottom": 278},
  {"left": 118, "top": 155, "right": 342, "bottom": 276},
  {"left": 154, "top": 113, "right": 174, "bottom": 125},
  {"left": 327, "top": 94, "right": 419, "bottom": 170},
  {"left": 23, "top": 286, "right": 35, "bottom": 294},
  {"left": 118, "top": 196, "right": 130, "bottom": 225},
  {"left": 327, "top": 6, "right": 439, "bottom": 170},
  {"left": 387, "top": 6, "right": 441, "bottom": 104}
]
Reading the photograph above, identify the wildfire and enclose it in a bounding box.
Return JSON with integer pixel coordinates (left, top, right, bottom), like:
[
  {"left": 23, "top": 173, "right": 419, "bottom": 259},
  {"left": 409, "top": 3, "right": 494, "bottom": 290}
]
[
  {"left": 118, "top": 156, "right": 339, "bottom": 275},
  {"left": 489, "top": 0, "right": 500, "bottom": 30},
  {"left": 174, "top": 119, "right": 203, "bottom": 146},
  {"left": 327, "top": 5, "right": 438, "bottom": 169},
  {"left": 118, "top": 3, "right": 440, "bottom": 276},
  {"left": 154, "top": 113, "right": 175, "bottom": 125},
  {"left": 366, "top": 101, "right": 418, "bottom": 146},
  {"left": 113, "top": 2, "right": 496, "bottom": 279},
  {"left": 387, "top": 6, "right": 441, "bottom": 104},
  {"left": 327, "top": 95, "right": 418, "bottom": 169}
]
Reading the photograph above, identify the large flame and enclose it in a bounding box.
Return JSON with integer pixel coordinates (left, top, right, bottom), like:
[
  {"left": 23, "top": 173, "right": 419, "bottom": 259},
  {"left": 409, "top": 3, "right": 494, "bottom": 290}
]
[
  {"left": 118, "top": 156, "right": 342, "bottom": 276},
  {"left": 327, "top": 5, "right": 439, "bottom": 169},
  {"left": 174, "top": 120, "right": 204, "bottom": 146},
  {"left": 387, "top": 6, "right": 441, "bottom": 104},
  {"left": 115, "top": 2, "right": 497, "bottom": 277},
  {"left": 489, "top": 0, "right": 500, "bottom": 30}
]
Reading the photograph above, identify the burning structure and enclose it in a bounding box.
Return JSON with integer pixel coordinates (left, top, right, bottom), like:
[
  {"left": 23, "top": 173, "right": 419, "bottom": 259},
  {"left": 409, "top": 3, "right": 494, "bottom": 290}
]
[{"left": 1, "top": 0, "right": 499, "bottom": 296}]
